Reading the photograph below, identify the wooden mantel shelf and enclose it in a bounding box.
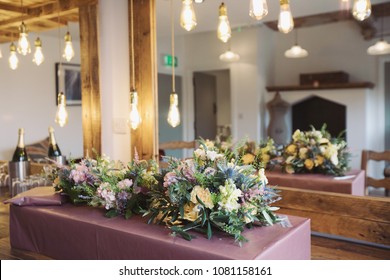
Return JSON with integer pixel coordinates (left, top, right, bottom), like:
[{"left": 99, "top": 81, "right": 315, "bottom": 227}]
[{"left": 266, "top": 82, "right": 375, "bottom": 92}]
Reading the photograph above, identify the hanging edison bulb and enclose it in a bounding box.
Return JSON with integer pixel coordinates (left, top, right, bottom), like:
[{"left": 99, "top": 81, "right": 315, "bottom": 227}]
[
  {"left": 249, "top": 0, "right": 268, "bottom": 20},
  {"left": 9, "top": 42, "right": 19, "bottom": 70},
  {"left": 32, "top": 37, "right": 44, "bottom": 66},
  {"left": 217, "top": 2, "right": 231, "bottom": 43},
  {"left": 167, "top": 93, "right": 180, "bottom": 128},
  {"left": 180, "top": 0, "right": 197, "bottom": 31},
  {"left": 63, "top": 31, "right": 75, "bottom": 62},
  {"left": 352, "top": 0, "right": 371, "bottom": 21},
  {"left": 55, "top": 92, "right": 69, "bottom": 127},
  {"left": 17, "top": 22, "right": 31, "bottom": 55},
  {"left": 128, "top": 91, "right": 142, "bottom": 130},
  {"left": 277, "top": 0, "right": 294, "bottom": 34}
]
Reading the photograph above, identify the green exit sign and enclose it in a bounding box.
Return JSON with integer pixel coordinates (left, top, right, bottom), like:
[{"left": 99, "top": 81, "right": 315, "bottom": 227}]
[{"left": 163, "top": 55, "right": 178, "bottom": 67}]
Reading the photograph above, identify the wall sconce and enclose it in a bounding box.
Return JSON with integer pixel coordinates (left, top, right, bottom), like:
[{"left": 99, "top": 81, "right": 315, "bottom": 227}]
[
  {"left": 352, "top": 0, "right": 371, "bottom": 21},
  {"left": 217, "top": 2, "right": 231, "bottom": 43},
  {"left": 32, "top": 37, "right": 45, "bottom": 66},
  {"left": 249, "top": 0, "right": 268, "bottom": 20},
  {"left": 9, "top": 42, "right": 19, "bottom": 70},
  {"left": 180, "top": 0, "right": 197, "bottom": 31},
  {"left": 278, "top": 0, "right": 294, "bottom": 34}
]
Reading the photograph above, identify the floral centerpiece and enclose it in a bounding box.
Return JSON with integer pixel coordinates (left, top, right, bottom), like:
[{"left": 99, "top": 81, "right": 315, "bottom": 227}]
[
  {"left": 145, "top": 140, "right": 280, "bottom": 245},
  {"left": 48, "top": 152, "right": 157, "bottom": 218},
  {"left": 282, "top": 124, "right": 350, "bottom": 176}
]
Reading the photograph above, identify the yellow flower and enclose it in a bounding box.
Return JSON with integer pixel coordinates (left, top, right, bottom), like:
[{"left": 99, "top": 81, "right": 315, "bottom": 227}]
[
  {"left": 183, "top": 202, "right": 200, "bottom": 222},
  {"left": 262, "top": 154, "right": 270, "bottom": 165},
  {"left": 286, "top": 144, "right": 297, "bottom": 155},
  {"left": 54, "top": 177, "right": 60, "bottom": 185},
  {"left": 299, "top": 147, "right": 308, "bottom": 159},
  {"left": 315, "top": 155, "right": 324, "bottom": 166},
  {"left": 190, "top": 185, "right": 214, "bottom": 209},
  {"left": 304, "top": 159, "right": 314, "bottom": 170},
  {"left": 285, "top": 164, "right": 295, "bottom": 174},
  {"left": 242, "top": 153, "right": 255, "bottom": 164}
]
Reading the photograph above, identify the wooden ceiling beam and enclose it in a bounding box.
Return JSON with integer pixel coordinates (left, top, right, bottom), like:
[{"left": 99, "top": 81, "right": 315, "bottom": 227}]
[
  {"left": 0, "top": 3, "right": 24, "bottom": 13},
  {"left": 264, "top": 2, "right": 390, "bottom": 41},
  {"left": 0, "top": 0, "right": 94, "bottom": 29}
]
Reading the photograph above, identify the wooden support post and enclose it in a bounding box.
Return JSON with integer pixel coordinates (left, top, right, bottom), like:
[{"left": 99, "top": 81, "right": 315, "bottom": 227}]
[
  {"left": 79, "top": 3, "right": 101, "bottom": 158},
  {"left": 129, "top": 0, "right": 158, "bottom": 161}
]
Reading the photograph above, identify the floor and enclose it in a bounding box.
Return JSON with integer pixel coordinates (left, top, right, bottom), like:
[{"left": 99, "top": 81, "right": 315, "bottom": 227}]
[{"left": 0, "top": 195, "right": 389, "bottom": 260}]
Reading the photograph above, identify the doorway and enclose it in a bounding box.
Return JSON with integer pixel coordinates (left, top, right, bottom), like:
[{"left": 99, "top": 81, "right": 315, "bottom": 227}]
[{"left": 193, "top": 70, "right": 231, "bottom": 141}]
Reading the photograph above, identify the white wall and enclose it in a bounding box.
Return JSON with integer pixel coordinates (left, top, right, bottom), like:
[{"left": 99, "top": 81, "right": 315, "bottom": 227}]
[{"left": 0, "top": 28, "right": 82, "bottom": 161}]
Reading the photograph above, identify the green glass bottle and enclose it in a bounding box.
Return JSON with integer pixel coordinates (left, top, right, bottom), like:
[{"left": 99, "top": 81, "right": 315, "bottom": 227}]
[
  {"left": 48, "top": 126, "right": 62, "bottom": 157},
  {"left": 12, "top": 128, "right": 28, "bottom": 162}
]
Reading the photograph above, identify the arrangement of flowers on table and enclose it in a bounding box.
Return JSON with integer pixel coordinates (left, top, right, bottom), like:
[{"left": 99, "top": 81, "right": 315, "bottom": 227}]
[
  {"left": 281, "top": 125, "right": 350, "bottom": 176},
  {"left": 47, "top": 152, "right": 157, "bottom": 218},
  {"left": 145, "top": 140, "right": 280, "bottom": 245},
  {"left": 46, "top": 141, "right": 280, "bottom": 245}
]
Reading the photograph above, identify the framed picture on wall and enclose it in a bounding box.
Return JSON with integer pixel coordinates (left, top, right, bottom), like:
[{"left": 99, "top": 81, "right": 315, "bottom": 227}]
[{"left": 55, "top": 63, "right": 82, "bottom": 106}]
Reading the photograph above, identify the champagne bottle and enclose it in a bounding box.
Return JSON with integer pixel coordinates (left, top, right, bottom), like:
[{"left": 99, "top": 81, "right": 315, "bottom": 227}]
[
  {"left": 12, "top": 128, "right": 28, "bottom": 162},
  {"left": 48, "top": 126, "right": 62, "bottom": 157}
]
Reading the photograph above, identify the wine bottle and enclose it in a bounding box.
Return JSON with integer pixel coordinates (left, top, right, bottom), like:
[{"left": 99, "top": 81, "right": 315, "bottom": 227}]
[
  {"left": 48, "top": 126, "right": 62, "bottom": 157},
  {"left": 12, "top": 128, "right": 28, "bottom": 162}
]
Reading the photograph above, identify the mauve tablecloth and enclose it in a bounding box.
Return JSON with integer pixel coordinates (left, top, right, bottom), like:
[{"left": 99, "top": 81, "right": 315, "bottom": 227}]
[
  {"left": 9, "top": 187, "right": 311, "bottom": 260},
  {"left": 266, "top": 169, "right": 365, "bottom": 196}
]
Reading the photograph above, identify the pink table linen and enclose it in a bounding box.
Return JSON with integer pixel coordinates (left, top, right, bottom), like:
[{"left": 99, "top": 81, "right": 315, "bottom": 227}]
[
  {"left": 9, "top": 187, "right": 311, "bottom": 260},
  {"left": 266, "top": 169, "right": 365, "bottom": 196}
]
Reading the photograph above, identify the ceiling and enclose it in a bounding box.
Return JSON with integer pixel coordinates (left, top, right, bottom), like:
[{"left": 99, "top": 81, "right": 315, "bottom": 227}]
[{"left": 0, "top": 0, "right": 389, "bottom": 44}]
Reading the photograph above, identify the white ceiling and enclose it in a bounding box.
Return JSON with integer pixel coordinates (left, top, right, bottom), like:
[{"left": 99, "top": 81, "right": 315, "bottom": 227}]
[{"left": 156, "top": 0, "right": 390, "bottom": 37}]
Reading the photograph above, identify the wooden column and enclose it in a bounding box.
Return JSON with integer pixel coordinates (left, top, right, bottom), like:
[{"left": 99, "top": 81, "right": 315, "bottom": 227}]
[
  {"left": 129, "top": 0, "right": 158, "bottom": 161},
  {"left": 79, "top": 2, "right": 101, "bottom": 157}
]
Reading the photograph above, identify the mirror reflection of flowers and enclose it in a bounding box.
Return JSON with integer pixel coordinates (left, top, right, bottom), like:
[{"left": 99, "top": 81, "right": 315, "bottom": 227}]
[
  {"left": 282, "top": 124, "right": 350, "bottom": 176},
  {"left": 145, "top": 139, "right": 280, "bottom": 245}
]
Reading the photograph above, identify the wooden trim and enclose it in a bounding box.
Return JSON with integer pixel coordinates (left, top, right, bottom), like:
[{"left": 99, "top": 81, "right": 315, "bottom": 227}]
[
  {"left": 79, "top": 3, "right": 101, "bottom": 158},
  {"left": 129, "top": 0, "right": 158, "bottom": 161},
  {"left": 159, "top": 141, "right": 196, "bottom": 150},
  {"left": 275, "top": 186, "right": 390, "bottom": 246},
  {"left": 266, "top": 82, "right": 375, "bottom": 92}
]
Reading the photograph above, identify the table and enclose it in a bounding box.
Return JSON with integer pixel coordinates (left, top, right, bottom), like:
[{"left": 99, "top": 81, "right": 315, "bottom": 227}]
[
  {"left": 9, "top": 188, "right": 311, "bottom": 260},
  {"left": 266, "top": 169, "right": 365, "bottom": 196}
]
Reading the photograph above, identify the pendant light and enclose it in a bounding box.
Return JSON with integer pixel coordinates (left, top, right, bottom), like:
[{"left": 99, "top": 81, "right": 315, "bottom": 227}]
[
  {"left": 219, "top": 40, "right": 240, "bottom": 62},
  {"left": 217, "top": 2, "right": 231, "bottom": 43},
  {"left": 180, "top": 0, "right": 197, "bottom": 31},
  {"left": 33, "top": 36, "right": 45, "bottom": 66},
  {"left": 367, "top": 9, "right": 390, "bottom": 55},
  {"left": 194, "top": 0, "right": 204, "bottom": 3},
  {"left": 17, "top": 0, "right": 31, "bottom": 56},
  {"left": 63, "top": 24, "right": 75, "bottom": 62},
  {"left": 277, "top": 0, "right": 294, "bottom": 34},
  {"left": 284, "top": 30, "right": 308, "bottom": 58},
  {"left": 55, "top": 4, "right": 68, "bottom": 127},
  {"left": 352, "top": 0, "right": 371, "bottom": 21},
  {"left": 219, "top": 49, "right": 240, "bottom": 62},
  {"left": 249, "top": 0, "right": 268, "bottom": 20},
  {"left": 9, "top": 42, "right": 19, "bottom": 70},
  {"left": 167, "top": 0, "right": 181, "bottom": 128},
  {"left": 128, "top": 0, "right": 141, "bottom": 130}
]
